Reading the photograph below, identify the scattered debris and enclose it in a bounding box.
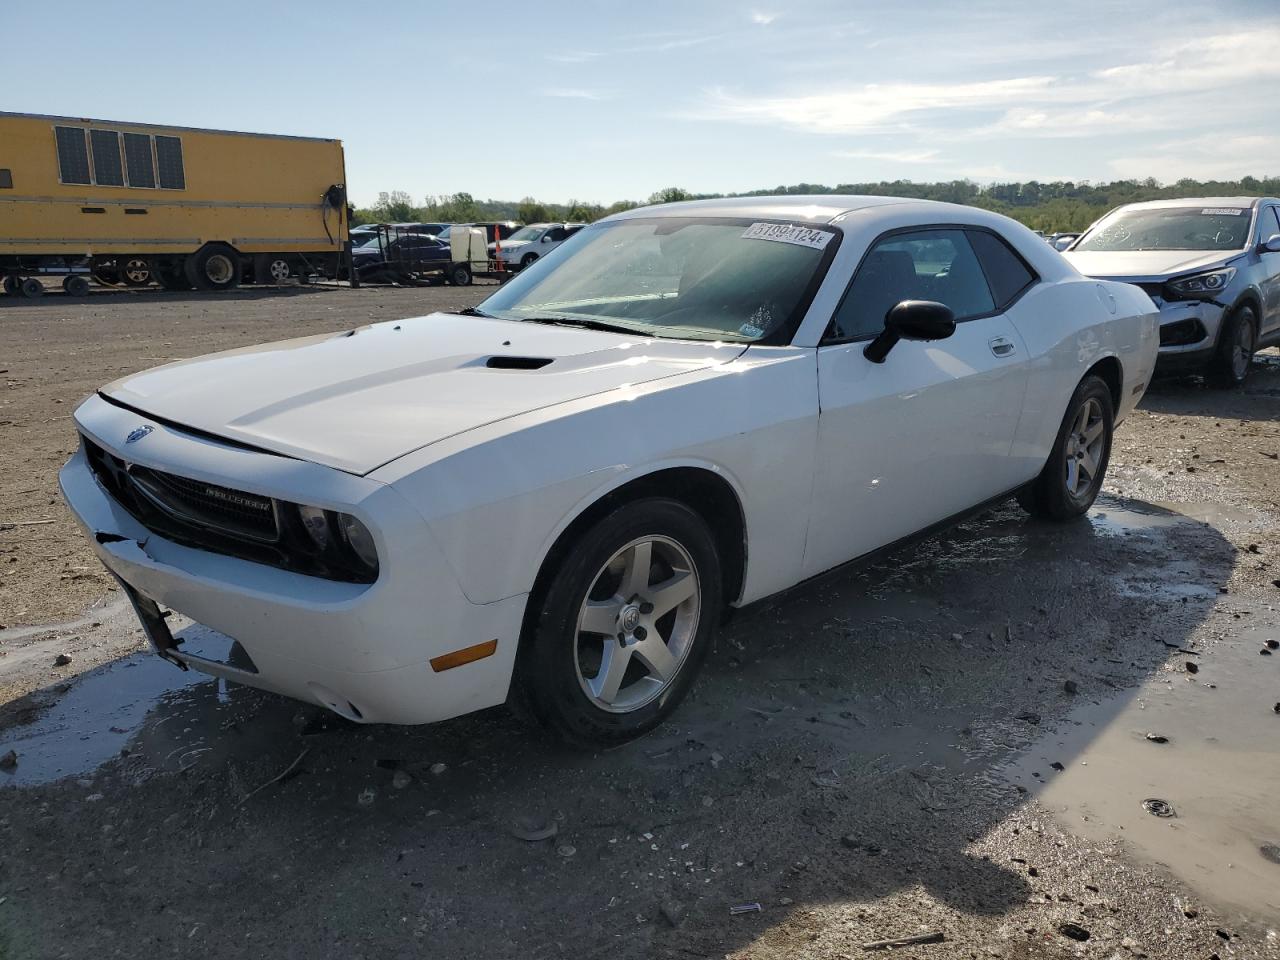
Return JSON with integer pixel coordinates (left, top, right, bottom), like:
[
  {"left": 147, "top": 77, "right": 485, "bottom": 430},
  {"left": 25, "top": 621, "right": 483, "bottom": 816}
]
[
  {"left": 1015, "top": 711, "right": 1041, "bottom": 724},
  {"left": 0, "top": 750, "right": 16, "bottom": 770},
  {"left": 556, "top": 844, "right": 576, "bottom": 858},
  {"left": 1259, "top": 844, "right": 1280, "bottom": 865},
  {"left": 1274, "top": 702, "right": 1280, "bottom": 715},
  {"left": 237, "top": 748, "right": 309, "bottom": 807},
  {"left": 729, "top": 902, "right": 762, "bottom": 915},
  {"left": 356, "top": 788, "right": 375, "bottom": 806},
  {"left": 811, "top": 770, "right": 841, "bottom": 787},
  {"left": 1063, "top": 679, "right": 1079, "bottom": 695},
  {"left": 429, "top": 762, "right": 447, "bottom": 776},
  {"left": 391, "top": 770, "right": 411, "bottom": 790},
  {"left": 510, "top": 818, "right": 558, "bottom": 843},
  {"left": 1267, "top": 639, "right": 1279, "bottom": 650},
  {"left": 53, "top": 653, "right": 72, "bottom": 666},
  {"left": 861, "top": 931, "right": 945, "bottom": 951},
  {"left": 1057, "top": 922, "right": 1091, "bottom": 942},
  {"left": 1049, "top": 762, "right": 1065, "bottom": 772},
  {"left": 1142, "top": 798, "right": 1176, "bottom": 818},
  {"left": 1184, "top": 661, "right": 1199, "bottom": 675},
  {"left": 1145, "top": 733, "right": 1169, "bottom": 744}
]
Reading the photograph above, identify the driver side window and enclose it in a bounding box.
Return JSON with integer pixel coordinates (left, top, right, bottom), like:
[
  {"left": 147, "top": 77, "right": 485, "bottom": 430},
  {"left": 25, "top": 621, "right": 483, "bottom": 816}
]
[{"left": 828, "top": 228, "right": 995, "bottom": 341}]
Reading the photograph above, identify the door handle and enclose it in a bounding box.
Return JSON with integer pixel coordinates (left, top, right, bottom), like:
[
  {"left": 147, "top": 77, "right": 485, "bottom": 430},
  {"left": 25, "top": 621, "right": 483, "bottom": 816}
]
[{"left": 989, "top": 337, "right": 1016, "bottom": 358}]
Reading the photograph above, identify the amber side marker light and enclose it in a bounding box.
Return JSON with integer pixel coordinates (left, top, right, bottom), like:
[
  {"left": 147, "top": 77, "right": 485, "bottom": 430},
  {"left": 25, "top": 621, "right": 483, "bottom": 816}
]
[{"left": 430, "top": 639, "right": 498, "bottom": 673}]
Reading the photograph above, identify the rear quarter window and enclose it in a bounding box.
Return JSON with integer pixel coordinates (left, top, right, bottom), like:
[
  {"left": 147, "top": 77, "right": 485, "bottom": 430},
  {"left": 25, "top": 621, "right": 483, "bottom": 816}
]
[{"left": 968, "top": 230, "right": 1037, "bottom": 308}]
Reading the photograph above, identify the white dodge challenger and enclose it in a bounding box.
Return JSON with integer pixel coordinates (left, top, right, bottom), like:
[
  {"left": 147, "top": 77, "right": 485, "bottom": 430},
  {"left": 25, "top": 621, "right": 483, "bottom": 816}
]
[{"left": 60, "top": 196, "right": 1159, "bottom": 743}]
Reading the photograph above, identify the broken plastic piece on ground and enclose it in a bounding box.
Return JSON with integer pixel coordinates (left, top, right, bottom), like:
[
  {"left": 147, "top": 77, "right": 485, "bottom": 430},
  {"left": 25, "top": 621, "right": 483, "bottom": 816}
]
[
  {"left": 1142, "top": 797, "right": 1176, "bottom": 818},
  {"left": 510, "top": 818, "right": 558, "bottom": 842},
  {"left": 729, "top": 902, "right": 762, "bottom": 915},
  {"left": 1057, "top": 922, "right": 1091, "bottom": 942},
  {"left": 1145, "top": 733, "right": 1169, "bottom": 744}
]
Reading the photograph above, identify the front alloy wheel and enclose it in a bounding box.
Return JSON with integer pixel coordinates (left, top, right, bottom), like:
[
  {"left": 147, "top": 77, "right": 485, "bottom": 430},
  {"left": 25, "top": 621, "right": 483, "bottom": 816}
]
[
  {"left": 515, "top": 498, "right": 722, "bottom": 745},
  {"left": 1209, "top": 305, "right": 1255, "bottom": 387},
  {"left": 575, "top": 536, "right": 701, "bottom": 713}
]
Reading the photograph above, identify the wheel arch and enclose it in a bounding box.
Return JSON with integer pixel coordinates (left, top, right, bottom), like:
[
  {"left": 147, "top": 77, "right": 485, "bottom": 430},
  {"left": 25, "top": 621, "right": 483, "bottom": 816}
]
[
  {"left": 520, "top": 464, "right": 749, "bottom": 645},
  {"left": 1084, "top": 354, "right": 1123, "bottom": 411}
]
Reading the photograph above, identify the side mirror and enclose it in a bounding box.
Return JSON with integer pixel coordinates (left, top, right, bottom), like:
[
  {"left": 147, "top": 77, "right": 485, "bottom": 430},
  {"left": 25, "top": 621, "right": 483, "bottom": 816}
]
[
  {"left": 1260, "top": 233, "right": 1280, "bottom": 254},
  {"left": 541, "top": 234, "right": 553, "bottom": 243},
  {"left": 864, "top": 300, "right": 957, "bottom": 363}
]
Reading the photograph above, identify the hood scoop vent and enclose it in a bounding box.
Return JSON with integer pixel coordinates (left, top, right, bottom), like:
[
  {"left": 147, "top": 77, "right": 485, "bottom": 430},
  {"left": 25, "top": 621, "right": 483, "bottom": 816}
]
[{"left": 484, "top": 355, "right": 553, "bottom": 370}]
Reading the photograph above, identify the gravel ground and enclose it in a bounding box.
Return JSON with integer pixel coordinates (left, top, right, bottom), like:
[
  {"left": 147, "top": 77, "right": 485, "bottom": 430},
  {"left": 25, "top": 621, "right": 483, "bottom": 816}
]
[{"left": 1, "top": 283, "right": 1279, "bottom": 959}]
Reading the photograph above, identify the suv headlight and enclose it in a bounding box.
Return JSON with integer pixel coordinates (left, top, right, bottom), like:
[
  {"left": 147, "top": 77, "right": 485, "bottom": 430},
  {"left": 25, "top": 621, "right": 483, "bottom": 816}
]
[{"left": 1165, "top": 267, "right": 1236, "bottom": 299}]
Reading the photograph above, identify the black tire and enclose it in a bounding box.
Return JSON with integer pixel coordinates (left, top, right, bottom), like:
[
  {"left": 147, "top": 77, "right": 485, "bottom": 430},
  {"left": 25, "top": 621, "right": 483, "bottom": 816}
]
[
  {"left": 2, "top": 275, "right": 18, "bottom": 296},
  {"left": 62, "top": 275, "right": 90, "bottom": 297},
  {"left": 19, "top": 277, "right": 43, "bottom": 298},
  {"left": 154, "top": 259, "right": 193, "bottom": 291},
  {"left": 514, "top": 498, "right": 722, "bottom": 745},
  {"left": 1018, "top": 374, "right": 1114, "bottom": 521},
  {"left": 1208, "top": 304, "right": 1256, "bottom": 387},
  {"left": 120, "top": 257, "right": 152, "bottom": 287},
  {"left": 520, "top": 252, "right": 538, "bottom": 270},
  {"left": 254, "top": 254, "right": 292, "bottom": 285},
  {"left": 184, "top": 244, "right": 242, "bottom": 291},
  {"left": 448, "top": 262, "right": 473, "bottom": 286}
]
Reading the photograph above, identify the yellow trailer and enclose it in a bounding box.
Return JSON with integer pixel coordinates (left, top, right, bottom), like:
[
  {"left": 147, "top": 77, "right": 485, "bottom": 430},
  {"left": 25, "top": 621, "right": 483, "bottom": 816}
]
[{"left": 0, "top": 112, "right": 350, "bottom": 297}]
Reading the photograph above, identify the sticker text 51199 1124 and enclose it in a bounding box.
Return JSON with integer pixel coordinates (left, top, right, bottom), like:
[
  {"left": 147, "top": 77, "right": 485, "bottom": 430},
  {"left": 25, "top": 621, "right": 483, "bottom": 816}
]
[{"left": 741, "top": 222, "right": 834, "bottom": 250}]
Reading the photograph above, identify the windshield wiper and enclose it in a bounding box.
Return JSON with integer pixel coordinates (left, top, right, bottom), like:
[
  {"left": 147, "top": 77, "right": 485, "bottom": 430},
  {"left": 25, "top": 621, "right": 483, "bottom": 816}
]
[
  {"left": 517, "top": 315, "right": 639, "bottom": 335},
  {"left": 458, "top": 306, "right": 497, "bottom": 318}
]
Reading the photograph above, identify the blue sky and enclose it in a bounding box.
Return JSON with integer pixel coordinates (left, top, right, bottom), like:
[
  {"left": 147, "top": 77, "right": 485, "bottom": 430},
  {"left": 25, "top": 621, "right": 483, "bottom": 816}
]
[{"left": 3, "top": 0, "right": 1276, "bottom": 206}]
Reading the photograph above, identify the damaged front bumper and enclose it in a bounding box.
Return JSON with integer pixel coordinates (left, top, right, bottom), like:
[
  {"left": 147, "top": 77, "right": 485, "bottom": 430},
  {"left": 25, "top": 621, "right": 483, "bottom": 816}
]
[{"left": 58, "top": 399, "right": 527, "bottom": 725}]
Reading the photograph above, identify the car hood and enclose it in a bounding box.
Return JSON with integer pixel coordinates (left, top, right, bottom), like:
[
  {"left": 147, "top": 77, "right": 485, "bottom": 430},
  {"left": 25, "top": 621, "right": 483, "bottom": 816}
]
[
  {"left": 1063, "top": 249, "right": 1237, "bottom": 282},
  {"left": 100, "top": 314, "right": 746, "bottom": 475}
]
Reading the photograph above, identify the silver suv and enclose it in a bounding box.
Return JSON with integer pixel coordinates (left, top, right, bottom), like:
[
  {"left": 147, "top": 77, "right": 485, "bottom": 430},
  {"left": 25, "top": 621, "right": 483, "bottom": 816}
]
[{"left": 1064, "top": 197, "right": 1280, "bottom": 385}]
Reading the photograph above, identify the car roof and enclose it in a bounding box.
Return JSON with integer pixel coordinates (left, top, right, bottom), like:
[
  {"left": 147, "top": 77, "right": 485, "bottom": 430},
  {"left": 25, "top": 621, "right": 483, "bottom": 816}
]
[
  {"left": 1113, "top": 196, "right": 1269, "bottom": 211},
  {"left": 605, "top": 194, "right": 958, "bottom": 225}
]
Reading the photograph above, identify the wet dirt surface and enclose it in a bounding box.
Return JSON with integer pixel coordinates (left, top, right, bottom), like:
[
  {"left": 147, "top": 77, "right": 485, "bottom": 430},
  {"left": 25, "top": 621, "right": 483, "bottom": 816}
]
[{"left": 2, "top": 285, "right": 1280, "bottom": 958}]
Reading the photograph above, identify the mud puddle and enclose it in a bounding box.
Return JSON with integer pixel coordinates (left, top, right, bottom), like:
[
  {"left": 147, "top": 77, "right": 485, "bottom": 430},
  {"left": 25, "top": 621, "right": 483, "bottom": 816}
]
[{"left": 1000, "top": 601, "right": 1280, "bottom": 921}]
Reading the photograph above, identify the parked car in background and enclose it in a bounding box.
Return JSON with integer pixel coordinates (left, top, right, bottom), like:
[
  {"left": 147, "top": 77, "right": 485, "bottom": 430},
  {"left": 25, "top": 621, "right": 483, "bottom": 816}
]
[
  {"left": 464, "top": 221, "right": 522, "bottom": 245},
  {"left": 1064, "top": 197, "right": 1280, "bottom": 385},
  {"left": 489, "top": 222, "right": 586, "bottom": 270},
  {"left": 60, "top": 195, "right": 1157, "bottom": 744},
  {"left": 351, "top": 232, "right": 451, "bottom": 281}
]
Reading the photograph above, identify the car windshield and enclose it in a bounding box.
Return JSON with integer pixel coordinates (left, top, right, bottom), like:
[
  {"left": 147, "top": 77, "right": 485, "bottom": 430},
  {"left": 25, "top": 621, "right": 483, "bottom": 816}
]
[
  {"left": 477, "top": 216, "right": 838, "bottom": 343},
  {"left": 508, "top": 226, "right": 545, "bottom": 242},
  {"left": 1075, "top": 206, "right": 1252, "bottom": 252}
]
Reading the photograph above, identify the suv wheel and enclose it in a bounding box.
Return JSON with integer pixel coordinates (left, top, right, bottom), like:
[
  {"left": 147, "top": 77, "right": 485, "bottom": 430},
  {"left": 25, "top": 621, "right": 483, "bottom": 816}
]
[{"left": 1209, "top": 304, "right": 1256, "bottom": 387}]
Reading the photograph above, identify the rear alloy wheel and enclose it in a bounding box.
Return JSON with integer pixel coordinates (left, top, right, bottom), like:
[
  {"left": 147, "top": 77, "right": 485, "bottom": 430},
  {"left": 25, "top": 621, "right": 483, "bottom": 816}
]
[
  {"left": 62, "top": 275, "right": 90, "bottom": 297},
  {"left": 515, "top": 499, "right": 721, "bottom": 745},
  {"left": 184, "top": 245, "right": 242, "bottom": 291},
  {"left": 1018, "top": 374, "right": 1114, "bottom": 521},
  {"left": 120, "top": 257, "right": 152, "bottom": 287},
  {"left": 1209, "top": 304, "right": 1256, "bottom": 387},
  {"left": 19, "top": 277, "right": 43, "bottom": 298}
]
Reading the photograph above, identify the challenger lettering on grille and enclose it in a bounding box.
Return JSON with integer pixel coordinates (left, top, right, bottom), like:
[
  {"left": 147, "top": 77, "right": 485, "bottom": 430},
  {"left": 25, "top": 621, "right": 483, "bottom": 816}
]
[{"left": 202, "top": 485, "right": 272, "bottom": 511}]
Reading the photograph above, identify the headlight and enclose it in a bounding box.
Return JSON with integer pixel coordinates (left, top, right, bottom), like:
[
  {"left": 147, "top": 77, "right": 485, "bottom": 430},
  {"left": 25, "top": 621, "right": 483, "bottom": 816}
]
[
  {"left": 1165, "top": 267, "right": 1235, "bottom": 299},
  {"left": 338, "top": 514, "right": 378, "bottom": 570},
  {"left": 290, "top": 504, "right": 378, "bottom": 578}
]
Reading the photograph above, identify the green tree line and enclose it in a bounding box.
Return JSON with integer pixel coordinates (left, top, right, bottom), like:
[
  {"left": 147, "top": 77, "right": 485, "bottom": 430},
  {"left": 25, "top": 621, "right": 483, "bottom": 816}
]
[{"left": 354, "top": 176, "right": 1280, "bottom": 233}]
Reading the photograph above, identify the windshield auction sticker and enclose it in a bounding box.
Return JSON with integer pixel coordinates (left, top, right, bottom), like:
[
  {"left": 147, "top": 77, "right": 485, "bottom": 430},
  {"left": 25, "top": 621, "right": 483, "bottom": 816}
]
[
  {"left": 741, "top": 222, "right": 834, "bottom": 249},
  {"left": 1200, "top": 208, "right": 1245, "bottom": 216}
]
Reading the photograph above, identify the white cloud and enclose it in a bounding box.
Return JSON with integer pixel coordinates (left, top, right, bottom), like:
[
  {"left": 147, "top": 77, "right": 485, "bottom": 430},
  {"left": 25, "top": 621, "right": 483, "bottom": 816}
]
[
  {"left": 539, "top": 88, "right": 608, "bottom": 101},
  {"left": 750, "top": 11, "right": 777, "bottom": 25},
  {"left": 1109, "top": 134, "right": 1280, "bottom": 181},
  {"left": 834, "top": 147, "right": 942, "bottom": 164}
]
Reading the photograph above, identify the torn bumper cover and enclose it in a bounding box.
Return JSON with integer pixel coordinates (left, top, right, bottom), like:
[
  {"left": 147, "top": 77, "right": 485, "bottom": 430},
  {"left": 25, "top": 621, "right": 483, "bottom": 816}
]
[{"left": 58, "top": 430, "right": 526, "bottom": 725}]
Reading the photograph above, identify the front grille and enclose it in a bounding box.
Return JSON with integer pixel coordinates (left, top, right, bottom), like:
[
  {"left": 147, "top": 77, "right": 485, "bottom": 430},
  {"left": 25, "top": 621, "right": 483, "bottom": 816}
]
[
  {"left": 129, "top": 466, "right": 278, "bottom": 542},
  {"left": 82, "top": 436, "right": 374, "bottom": 584}
]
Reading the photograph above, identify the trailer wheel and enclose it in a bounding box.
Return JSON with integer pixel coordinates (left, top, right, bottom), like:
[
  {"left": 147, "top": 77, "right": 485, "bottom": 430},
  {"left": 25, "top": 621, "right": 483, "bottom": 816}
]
[
  {"left": 254, "top": 255, "right": 292, "bottom": 285},
  {"left": 120, "top": 257, "right": 153, "bottom": 287},
  {"left": 19, "top": 277, "right": 43, "bottom": 298},
  {"left": 185, "top": 244, "right": 242, "bottom": 291},
  {"left": 154, "top": 260, "right": 193, "bottom": 291},
  {"left": 2, "top": 275, "right": 18, "bottom": 296},
  {"left": 448, "top": 263, "right": 473, "bottom": 286},
  {"left": 62, "top": 275, "right": 90, "bottom": 297}
]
